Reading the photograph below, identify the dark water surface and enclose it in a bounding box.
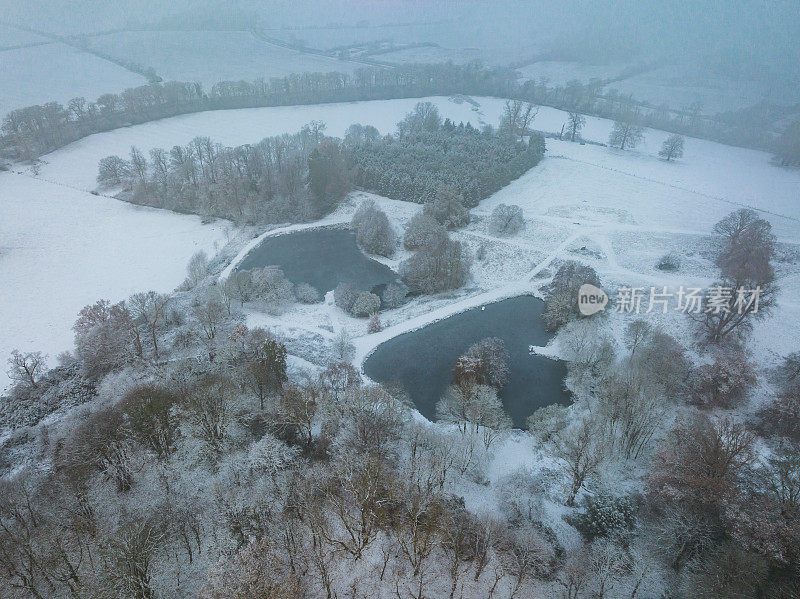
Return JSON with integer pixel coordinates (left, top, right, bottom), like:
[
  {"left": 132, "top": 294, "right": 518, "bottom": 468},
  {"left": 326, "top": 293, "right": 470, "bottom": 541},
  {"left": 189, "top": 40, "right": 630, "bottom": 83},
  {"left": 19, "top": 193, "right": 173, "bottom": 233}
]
[
  {"left": 237, "top": 228, "right": 396, "bottom": 293},
  {"left": 363, "top": 296, "right": 570, "bottom": 427}
]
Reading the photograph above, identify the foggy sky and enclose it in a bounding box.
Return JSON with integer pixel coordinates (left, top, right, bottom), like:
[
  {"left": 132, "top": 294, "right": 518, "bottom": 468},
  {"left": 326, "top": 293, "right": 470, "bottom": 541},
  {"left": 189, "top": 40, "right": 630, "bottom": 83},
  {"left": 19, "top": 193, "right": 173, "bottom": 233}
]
[{"left": 1, "top": 0, "right": 798, "bottom": 77}]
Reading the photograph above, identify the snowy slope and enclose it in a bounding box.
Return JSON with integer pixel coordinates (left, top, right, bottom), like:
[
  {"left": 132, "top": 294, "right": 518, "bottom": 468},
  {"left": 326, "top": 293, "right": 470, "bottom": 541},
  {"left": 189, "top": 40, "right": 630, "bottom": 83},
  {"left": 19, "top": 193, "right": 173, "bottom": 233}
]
[{"left": 0, "top": 172, "right": 229, "bottom": 391}]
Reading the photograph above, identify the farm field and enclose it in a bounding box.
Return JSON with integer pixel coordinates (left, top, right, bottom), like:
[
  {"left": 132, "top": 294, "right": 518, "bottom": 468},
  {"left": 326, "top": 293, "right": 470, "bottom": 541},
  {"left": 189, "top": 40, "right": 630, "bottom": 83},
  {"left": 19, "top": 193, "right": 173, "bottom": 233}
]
[
  {"left": 0, "top": 42, "right": 145, "bottom": 117},
  {"left": 0, "top": 23, "right": 50, "bottom": 47},
  {"left": 0, "top": 172, "right": 230, "bottom": 391},
  {"left": 86, "top": 30, "right": 363, "bottom": 89}
]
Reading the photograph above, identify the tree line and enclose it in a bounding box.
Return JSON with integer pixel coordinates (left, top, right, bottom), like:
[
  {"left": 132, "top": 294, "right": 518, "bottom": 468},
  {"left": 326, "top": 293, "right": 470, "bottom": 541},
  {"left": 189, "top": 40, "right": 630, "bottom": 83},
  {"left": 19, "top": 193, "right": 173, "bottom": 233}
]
[
  {"left": 98, "top": 122, "right": 350, "bottom": 224},
  {"left": 3, "top": 60, "right": 795, "bottom": 166}
]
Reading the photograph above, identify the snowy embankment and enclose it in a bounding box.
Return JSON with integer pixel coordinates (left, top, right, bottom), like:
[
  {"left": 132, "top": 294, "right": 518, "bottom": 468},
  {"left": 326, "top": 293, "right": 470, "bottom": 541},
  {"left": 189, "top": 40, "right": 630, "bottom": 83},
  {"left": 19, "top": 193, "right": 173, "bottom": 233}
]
[{"left": 0, "top": 172, "right": 230, "bottom": 391}]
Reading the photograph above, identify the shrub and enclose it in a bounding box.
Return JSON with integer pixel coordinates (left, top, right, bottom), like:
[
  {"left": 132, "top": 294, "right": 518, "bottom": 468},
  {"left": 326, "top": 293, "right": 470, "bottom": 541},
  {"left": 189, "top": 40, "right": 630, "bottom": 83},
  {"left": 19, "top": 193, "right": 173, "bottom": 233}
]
[
  {"left": 488, "top": 204, "right": 524, "bottom": 236},
  {"left": 656, "top": 252, "right": 681, "bottom": 271},
  {"left": 295, "top": 283, "right": 321, "bottom": 304},
  {"left": 250, "top": 266, "right": 294, "bottom": 307},
  {"left": 351, "top": 292, "right": 381, "bottom": 317},
  {"left": 690, "top": 353, "right": 757, "bottom": 409},
  {"left": 403, "top": 213, "right": 446, "bottom": 250},
  {"left": 423, "top": 186, "right": 470, "bottom": 229},
  {"left": 352, "top": 200, "right": 396, "bottom": 257},
  {"left": 400, "top": 234, "right": 471, "bottom": 294},
  {"left": 334, "top": 282, "right": 359, "bottom": 312},
  {"left": 382, "top": 282, "right": 408, "bottom": 309},
  {"left": 367, "top": 314, "right": 382, "bottom": 333}
]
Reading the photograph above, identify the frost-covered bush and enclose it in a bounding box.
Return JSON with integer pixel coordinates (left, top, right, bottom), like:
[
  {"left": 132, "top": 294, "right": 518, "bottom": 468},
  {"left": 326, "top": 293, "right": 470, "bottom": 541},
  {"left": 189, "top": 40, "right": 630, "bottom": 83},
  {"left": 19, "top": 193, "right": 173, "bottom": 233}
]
[
  {"left": 400, "top": 234, "right": 471, "bottom": 294},
  {"left": 330, "top": 329, "right": 355, "bottom": 362},
  {"left": 250, "top": 266, "right": 294, "bottom": 309},
  {"left": 690, "top": 353, "right": 757, "bottom": 409},
  {"left": 334, "top": 282, "right": 359, "bottom": 312},
  {"left": 488, "top": 204, "right": 524, "bottom": 236},
  {"left": 351, "top": 200, "right": 397, "bottom": 257},
  {"left": 367, "top": 314, "right": 382, "bottom": 333},
  {"left": 185, "top": 250, "right": 210, "bottom": 287},
  {"left": 351, "top": 292, "right": 381, "bottom": 317},
  {"left": 526, "top": 404, "right": 569, "bottom": 441},
  {"left": 295, "top": 282, "right": 321, "bottom": 304},
  {"left": 403, "top": 213, "right": 446, "bottom": 250},
  {"left": 656, "top": 252, "right": 681, "bottom": 271},
  {"left": 423, "top": 186, "right": 470, "bottom": 229},
  {"left": 382, "top": 282, "right": 408, "bottom": 309},
  {"left": 572, "top": 493, "right": 637, "bottom": 541},
  {"left": 498, "top": 468, "right": 546, "bottom": 524}
]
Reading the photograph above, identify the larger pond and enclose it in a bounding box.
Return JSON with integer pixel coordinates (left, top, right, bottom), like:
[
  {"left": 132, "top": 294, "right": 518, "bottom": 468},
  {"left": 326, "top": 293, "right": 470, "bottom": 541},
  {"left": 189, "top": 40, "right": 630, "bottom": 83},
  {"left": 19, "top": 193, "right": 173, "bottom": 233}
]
[
  {"left": 237, "top": 228, "right": 397, "bottom": 293},
  {"left": 363, "top": 296, "right": 570, "bottom": 428}
]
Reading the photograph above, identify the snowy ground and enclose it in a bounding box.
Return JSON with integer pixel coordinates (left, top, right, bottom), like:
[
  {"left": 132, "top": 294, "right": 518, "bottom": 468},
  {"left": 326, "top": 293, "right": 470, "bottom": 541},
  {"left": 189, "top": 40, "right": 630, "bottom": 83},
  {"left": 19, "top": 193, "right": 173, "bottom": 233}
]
[
  {"left": 0, "top": 171, "right": 231, "bottom": 392},
  {"left": 86, "top": 30, "right": 362, "bottom": 90},
  {"left": 0, "top": 42, "right": 146, "bottom": 118}
]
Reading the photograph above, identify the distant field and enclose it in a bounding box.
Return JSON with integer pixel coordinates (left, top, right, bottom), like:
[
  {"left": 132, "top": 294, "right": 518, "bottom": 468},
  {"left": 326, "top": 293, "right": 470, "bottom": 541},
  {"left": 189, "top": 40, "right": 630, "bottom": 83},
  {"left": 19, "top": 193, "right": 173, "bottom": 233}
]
[
  {"left": 605, "top": 63, "right": 796, "bottom": 114},
  {"left": 0, "top": 42, "right": 145, "bottom": 117},
  {"left": 376, "top": 45, "right": 529, "bottom": 67},
  {"left": 0, "top": 24, "right": 49, "bottom": 47},
  {"left": 87, "top": 30, "right": 363, "bottom": 88},
  {"left": 516, "top": 61, "right": 634, "bottom": 85}
]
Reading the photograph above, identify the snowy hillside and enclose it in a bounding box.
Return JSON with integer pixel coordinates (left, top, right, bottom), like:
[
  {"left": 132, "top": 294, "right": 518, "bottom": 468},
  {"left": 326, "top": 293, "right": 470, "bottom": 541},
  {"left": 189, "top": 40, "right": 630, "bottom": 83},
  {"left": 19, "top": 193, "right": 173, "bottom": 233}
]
[{"left": 0, "top": 172, "right": 230, "bottom": 391}]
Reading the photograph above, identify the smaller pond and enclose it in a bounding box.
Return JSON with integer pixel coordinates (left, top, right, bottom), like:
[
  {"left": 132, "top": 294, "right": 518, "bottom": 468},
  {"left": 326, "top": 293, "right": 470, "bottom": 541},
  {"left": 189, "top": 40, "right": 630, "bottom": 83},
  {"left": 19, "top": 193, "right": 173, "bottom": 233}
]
[
  {"left": 236, "top": 228, "right": 397, "bottom": 293},
  {"left": 363, "top": 296, "right": 570, "bottom": 428}
]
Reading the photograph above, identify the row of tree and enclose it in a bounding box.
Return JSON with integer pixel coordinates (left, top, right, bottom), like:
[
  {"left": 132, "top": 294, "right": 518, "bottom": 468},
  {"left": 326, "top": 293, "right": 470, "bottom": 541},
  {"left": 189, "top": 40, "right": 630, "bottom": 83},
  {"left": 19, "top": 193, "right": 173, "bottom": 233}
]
[{"left": 4, "top": 61, "right": 793, "bottom": 166}]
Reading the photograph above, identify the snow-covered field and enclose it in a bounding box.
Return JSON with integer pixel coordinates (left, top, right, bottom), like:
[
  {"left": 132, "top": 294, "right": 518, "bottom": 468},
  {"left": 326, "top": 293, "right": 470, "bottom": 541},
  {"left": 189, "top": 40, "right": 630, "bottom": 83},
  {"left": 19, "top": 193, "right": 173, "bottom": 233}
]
[
  {"left": 516, "top": 60, "right": 634, "bottom": 85},
  {"left": 0, "top": 42, "right": 145, "bottom": 117},
  {"left": 87, "top": 30, "right": 362, "bottom": 89},
  {"left": 0, "top": 172, "right": 230, "bottom": 391},
  {"left": 0, "top": 24, "right": 49, "bottom": 47},
  {"left": 31, "top": 95, "right": 800, "bottom": 239},
  {"left": 605, "top": 63, "right": 798, "bottom": 114}
]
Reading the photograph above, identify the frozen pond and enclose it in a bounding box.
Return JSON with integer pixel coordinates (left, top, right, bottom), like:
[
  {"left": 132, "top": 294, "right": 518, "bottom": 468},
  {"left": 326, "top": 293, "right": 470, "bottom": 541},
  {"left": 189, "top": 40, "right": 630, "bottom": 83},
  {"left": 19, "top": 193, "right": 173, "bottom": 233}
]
[
  {"left": 363, "top": 296, "right": 570, "bottom": 427},
  {"left": 236, "top": 227, "right": 397, "bottom": 294}
]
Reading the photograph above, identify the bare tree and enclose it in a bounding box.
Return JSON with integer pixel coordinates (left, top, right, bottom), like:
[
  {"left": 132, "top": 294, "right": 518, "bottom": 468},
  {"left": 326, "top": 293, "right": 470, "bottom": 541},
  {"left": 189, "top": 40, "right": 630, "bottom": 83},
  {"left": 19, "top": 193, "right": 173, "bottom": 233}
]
[
  {"left": 609, "top": 117, "right": 645, "bottom": 150},
  {"left": 566, "top": 112, "right": 586, "bottom": 141},
  {"left": 499, "top": 100, "right": 539, "bottom": 139},
  {"left": 702, "top": 209, "right": 776, "bottom": 342},
  {"left": 7, "top": 350, "right": 46, "bottom": 389},
  {"left": 659, "top": 134, "right": 685, "bottom": 161},
  {"left": 552, "top": 416, "right": 606, "bottom": 506},
  {"left": 487, "top": 204, "right": 525, "bottom": 237},
  {"left": 129, "top": 291, "right": 170, "bottom": 359}
]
